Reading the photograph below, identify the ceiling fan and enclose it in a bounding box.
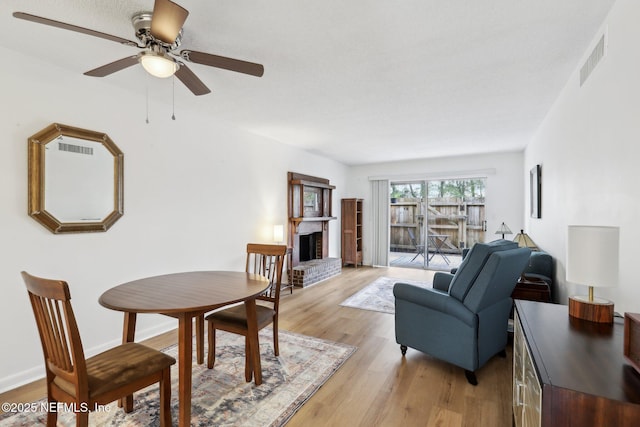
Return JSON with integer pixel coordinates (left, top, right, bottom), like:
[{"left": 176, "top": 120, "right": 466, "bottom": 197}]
[{"left": 13, "top": 0, "right": 264, "bottom": 96}]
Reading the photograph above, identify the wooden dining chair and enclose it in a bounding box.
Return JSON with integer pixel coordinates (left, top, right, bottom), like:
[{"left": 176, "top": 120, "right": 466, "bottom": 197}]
[
  {"left": 205, "top": 244, "right": 287, "bottom": 378},
  {"left": 21, "top": 271, "right": 176, "bottom": 427}
]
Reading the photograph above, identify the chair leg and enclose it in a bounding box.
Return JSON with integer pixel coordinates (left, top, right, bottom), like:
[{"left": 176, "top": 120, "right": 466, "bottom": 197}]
[
  {"left": 207, "top": 322, "right": 216, "bottom": 369},
  {"left": 123, "top": 394, "right": 134, "bottom": 413},
  {"left": 46, "top": 402, "right": 57, "bottom": 427},
  {"left": 400, "top": 345, "right": 407, "bottom": 355},
  {"left": 464, "top": 370, "right": 478, "bottom": 386},
  {"left": 273, "top": 318, "right": 279, "bottom": 356},
  {"left": 244, "top": 335, "right": 252, "bottom": 382},
  {"left": 159, "top": 367, "right": 172, "bottom": 427},
  {"left": 75, "top": 411, "right": 89, "bottom": 427}
]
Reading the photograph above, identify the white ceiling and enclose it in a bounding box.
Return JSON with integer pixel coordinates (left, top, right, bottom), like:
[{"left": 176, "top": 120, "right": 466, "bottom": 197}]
[{"left": 0, "top": 0, "right": 616, "bottom": 165}]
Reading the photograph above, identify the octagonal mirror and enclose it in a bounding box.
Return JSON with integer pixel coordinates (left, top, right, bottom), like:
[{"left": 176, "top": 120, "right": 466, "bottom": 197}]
[{"left": 28, "top": 123, "right": 123, "bottom": 234}]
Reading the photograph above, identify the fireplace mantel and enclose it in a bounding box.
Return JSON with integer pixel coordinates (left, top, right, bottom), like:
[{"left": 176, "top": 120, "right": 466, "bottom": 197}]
[
  {"left": 290, "top": 216, "right": 337, "bottom": 234},
  {"left": 288, "top": 172, "right": 336, "bottom": 267}
]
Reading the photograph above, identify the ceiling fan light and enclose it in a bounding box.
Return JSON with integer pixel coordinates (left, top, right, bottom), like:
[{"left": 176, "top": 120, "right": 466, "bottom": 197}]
[{"left": 139, "top": 51, "right": 178, "bottom": 78}]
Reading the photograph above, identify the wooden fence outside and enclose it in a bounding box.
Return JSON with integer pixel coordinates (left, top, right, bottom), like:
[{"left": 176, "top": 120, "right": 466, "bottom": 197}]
[{"left": 390, "top": 197, "right": 485, "bottom": 254}]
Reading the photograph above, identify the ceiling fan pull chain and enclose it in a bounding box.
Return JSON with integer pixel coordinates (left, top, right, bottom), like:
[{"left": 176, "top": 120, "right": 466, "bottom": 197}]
[{"left": 172, "top": 75, "right": 176, "bottom": 120}]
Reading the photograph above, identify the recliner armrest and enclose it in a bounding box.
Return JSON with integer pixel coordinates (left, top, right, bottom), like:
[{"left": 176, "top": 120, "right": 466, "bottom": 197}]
[
  {"left": 524, "top": 252, "right": 553, "bottom": 282},
  {"left": 433, "top": 272, "right": 454, "bottom": 292},
  {"left": 393, "top": 283, "right": 476, "bottom": 327}
]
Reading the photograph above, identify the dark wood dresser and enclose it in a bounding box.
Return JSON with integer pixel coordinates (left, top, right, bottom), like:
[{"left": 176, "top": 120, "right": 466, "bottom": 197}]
[{"left": 513, "top": 300, "right": 640, "bottom": 427}]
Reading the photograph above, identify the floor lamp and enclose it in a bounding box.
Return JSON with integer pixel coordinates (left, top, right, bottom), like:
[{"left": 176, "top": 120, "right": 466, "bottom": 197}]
[{"left": 566, "top": 225, "right": 619, "bottom": 324}]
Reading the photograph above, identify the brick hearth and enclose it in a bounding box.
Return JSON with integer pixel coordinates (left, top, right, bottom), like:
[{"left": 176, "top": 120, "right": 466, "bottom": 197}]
[{"left": 291, "top": 257, "right": 342, "bottom": 287}]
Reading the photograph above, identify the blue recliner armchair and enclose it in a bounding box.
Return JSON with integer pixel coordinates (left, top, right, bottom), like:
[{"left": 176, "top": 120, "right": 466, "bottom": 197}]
[{"left": 393, "top": 240, "right": 531, "bottom": 385}]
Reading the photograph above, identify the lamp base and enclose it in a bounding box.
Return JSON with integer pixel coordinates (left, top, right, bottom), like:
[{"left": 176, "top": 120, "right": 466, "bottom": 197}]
[{"left": 569, "top": 295, "right": 614, "bottom": 324}]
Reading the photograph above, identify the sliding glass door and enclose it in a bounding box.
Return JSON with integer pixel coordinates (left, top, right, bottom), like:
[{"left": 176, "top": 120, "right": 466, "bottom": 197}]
[{"left": 389, "top": 178, "right": 486, "bottom": 271}]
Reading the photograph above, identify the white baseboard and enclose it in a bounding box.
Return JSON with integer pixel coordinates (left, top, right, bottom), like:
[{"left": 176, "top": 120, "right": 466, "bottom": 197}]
[
  {"left": 0, "top": 366, "right": 44, "bottom": 396},
  {"left": 0, "top": 321, "right": 176, "bottom": 395}
]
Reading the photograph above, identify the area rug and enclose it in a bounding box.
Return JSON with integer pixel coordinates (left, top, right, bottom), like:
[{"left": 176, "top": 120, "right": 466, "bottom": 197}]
[
  {"left": 340, "top": 276, "right": 432, "bottom": 314},
  {"left": 0, "top": 329, "right": 356, "bottom": 427}
]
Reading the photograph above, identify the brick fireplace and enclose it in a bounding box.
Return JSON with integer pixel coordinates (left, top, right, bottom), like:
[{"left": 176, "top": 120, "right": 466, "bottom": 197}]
[
  {"left": 299, "top": 231, "right": 323, "bottom": 262},
  {"left": 288, "top": 172, "right": 342, "bottom": 287}
]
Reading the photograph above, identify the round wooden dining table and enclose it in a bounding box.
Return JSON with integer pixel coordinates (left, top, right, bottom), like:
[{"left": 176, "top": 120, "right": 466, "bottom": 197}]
[{"left": 99, "top": 271, "right": 271, "bottom": 427}]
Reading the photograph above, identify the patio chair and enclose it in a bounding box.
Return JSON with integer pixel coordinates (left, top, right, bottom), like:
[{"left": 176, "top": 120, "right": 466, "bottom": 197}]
[
  {"left": 21, "top": 271, "right": 175, "bottom": 427},
  {"left": 407, "top": 228, "right": 425, "bottom": 261},
  {"left": 206, "top": 243, "right": 287, "bottom": 381}
]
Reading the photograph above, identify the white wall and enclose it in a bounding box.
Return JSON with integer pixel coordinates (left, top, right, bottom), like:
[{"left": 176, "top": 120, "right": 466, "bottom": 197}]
[
  {"left": 346, "top": 151, "right": 524, "bottom": 266},
  {"left": 0, "top": 47, "right": 347, "bottom": 391},
  {"left": 524, "top": 0, "right": 640, "bottom": 314}
]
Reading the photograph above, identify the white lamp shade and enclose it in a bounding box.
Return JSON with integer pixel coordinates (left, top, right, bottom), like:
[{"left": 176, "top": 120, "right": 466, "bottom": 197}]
[
  {"left": 273, "top": 224, "right": 284, "bottom": 243},
  {"left": 566, "top": 225, "right": 619, "bottom": 288}
]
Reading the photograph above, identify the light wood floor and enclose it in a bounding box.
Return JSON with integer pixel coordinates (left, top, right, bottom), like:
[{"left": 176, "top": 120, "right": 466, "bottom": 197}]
[{"left": 1, "top": 266, "right": 513, "bottom": 426}]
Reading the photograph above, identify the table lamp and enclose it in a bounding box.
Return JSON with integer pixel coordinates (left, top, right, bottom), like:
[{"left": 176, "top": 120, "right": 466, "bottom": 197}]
[
  {"left": 495, "top": 222, "right": 512, "bottom": 239},
  {"left": 513, "top": 229, "right": 539, "bottom": 251},
  {"left": 566, "top": 225, "right": 619, "bottom": 324}
]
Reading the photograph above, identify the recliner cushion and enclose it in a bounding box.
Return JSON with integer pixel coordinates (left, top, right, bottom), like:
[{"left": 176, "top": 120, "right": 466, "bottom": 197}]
[
  {"left": 463, "top": 248, "right": 531, "bottom": 312},
  {"left": 448, "top": 239, "right": 518, "bottom": 301}
]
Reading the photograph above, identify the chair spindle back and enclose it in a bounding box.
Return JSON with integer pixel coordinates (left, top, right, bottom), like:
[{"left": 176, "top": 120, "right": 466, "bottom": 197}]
[
  {"left": 245, "top": 243, "right": 287, "bottom": 304},
  {"left": 22, "top": 272, "right": 88, "bottom": 396}
]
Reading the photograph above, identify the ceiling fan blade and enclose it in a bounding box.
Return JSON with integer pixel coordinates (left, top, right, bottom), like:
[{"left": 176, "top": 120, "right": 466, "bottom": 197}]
[
  {"left": 150, "top": 0, "right": 189, "bottom": 44},
  {"left": 13, "top": 12, "right": 138, "bottom": 46},
  {"left": 84, "top": 56, "right": 139, "bottom": 77},
  {"left": 180, "top": 50, "right": 264, "bottom": 77},
  {"left": 175, "top": 64, "right": 211, "bottom": 96}
]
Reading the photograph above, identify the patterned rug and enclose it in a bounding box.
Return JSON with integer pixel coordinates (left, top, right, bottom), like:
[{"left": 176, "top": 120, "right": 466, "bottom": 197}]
[
  {"left": 340, "top": 276, "right": 432, "bottom": 314},
  {"left": 0, "top": 329, "right": 356, "bottom": 427}
]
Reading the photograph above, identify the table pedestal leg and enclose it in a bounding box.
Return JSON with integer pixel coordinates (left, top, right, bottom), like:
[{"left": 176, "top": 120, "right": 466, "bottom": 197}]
[
  {"left": 195, "top": 314, "right": 204, "bottom": 364},
  {"left": 121, "top": 312, "right": 137, "bottom": 412},
  {"left": 178, "top": 314, "right": 193, "bottom": 427},
  {"left": 244, "top": 298, "right": 262, "bottom": 385}
]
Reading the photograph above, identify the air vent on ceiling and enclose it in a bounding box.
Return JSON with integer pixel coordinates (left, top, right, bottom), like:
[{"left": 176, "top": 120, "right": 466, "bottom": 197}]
[
  {"left": 580, "top": 33, "right": 606, "bottom": 87},
  {"left": 58, "top": 142, "right": 93, "bottom": 155}
]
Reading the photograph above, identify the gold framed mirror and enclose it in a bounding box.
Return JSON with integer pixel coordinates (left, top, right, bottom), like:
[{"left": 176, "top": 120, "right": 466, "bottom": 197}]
[{"left": 28, "top": 123, "right": 124, "bottom": 234}]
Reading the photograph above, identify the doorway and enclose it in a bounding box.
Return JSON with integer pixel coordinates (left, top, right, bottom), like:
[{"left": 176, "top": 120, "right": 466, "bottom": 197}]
[{"left": 389, "top": 178, "right": 486, "bottom": 270}]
